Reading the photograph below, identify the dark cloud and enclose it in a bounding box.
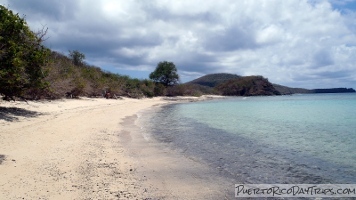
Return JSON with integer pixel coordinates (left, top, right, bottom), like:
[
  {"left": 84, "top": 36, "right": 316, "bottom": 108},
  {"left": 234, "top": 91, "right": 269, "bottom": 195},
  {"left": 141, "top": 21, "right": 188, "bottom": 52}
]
[
  {"left": 49, "top": 29, "right": 162, "bottom": 53},
  {"left": 290, "top": 69, "right": 353, "bottom": 87},
  {"left": 9, "top": 0, "right": 78, "bottom": 20},
  {"left": 140, "top": 1, "right": 220, "bottom": 23},
  {"left": 203, "top": 25, "right": 258, "bottom": 51},
  {"left": 176, "top": 55, "right": 220, "bottom": 73},
  {"left": 314, "top": 70, "right": 353, "bottom": 79},
  {"left": 313, "top": 49, "right": 334, "bottom": 67}
]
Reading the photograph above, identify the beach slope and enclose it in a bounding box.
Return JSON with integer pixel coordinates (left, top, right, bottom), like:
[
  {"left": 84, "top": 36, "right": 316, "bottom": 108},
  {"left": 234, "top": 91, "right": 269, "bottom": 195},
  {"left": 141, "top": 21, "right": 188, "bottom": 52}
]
[
  {"left": 0, "top": 98, "right": 168, "bottom": 199},
  {"left": 0, "top": 96, "right": 231, "bottom": 199}
]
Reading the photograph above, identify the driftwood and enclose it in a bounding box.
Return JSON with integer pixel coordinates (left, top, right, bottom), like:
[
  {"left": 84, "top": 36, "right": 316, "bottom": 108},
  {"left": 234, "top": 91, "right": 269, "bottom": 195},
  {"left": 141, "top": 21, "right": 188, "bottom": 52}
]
[{"left": 104, "top": 92, "right": 122, "bottom": 100}]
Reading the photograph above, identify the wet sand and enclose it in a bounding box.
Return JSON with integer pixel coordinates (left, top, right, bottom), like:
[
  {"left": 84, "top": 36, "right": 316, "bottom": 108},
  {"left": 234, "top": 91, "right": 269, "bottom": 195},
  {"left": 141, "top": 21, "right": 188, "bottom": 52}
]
[
  {"left": 119, "top": 115, "right": 233, "bottom": 199},
  {"left": 0, "top": 96, "right": 232, "bottom": 199}
]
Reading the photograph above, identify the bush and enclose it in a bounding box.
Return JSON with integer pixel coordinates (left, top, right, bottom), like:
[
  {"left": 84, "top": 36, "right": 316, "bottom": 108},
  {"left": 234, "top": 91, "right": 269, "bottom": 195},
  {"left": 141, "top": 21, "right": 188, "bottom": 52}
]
[
  {"left": 154, "top": 83, "right": 166, "bottom": 96},
  {"left": 0, "top": 5, "right": 50, "bottom": 100}
]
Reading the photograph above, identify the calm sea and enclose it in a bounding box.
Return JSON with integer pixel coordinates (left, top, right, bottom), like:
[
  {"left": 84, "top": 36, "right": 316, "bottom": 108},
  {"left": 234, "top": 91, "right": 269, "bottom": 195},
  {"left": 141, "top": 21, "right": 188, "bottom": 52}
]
[{"left": 138, "top": 93, "right": 356, "bottom": 184}]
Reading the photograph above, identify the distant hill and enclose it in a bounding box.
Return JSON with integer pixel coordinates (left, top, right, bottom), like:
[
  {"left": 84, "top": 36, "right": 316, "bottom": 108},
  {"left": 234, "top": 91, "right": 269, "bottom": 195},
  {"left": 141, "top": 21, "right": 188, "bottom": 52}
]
[
  {"left": 186, "top": 73, "right": 280, "bottom": 96},
  {"left": 187, "top": 73, "right": 241, "bottom": 87},
  {"left": 216, "top": 76, "right": 281, "bottom": 96},
  {"left": 272, "top": 84, "right": 312, "bottom": 95},
  {"left": 272, "top": 85, "right": 356, "bottom": 94},
  {"left": 186, "top": 73, "right": 355, "bottom": 96}
]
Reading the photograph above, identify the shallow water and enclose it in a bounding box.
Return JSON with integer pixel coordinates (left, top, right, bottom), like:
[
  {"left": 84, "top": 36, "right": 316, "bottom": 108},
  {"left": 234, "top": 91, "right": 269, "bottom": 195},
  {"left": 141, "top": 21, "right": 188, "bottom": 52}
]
[{"left": 138, "top": 94, "right": 356, "bottom": 184}]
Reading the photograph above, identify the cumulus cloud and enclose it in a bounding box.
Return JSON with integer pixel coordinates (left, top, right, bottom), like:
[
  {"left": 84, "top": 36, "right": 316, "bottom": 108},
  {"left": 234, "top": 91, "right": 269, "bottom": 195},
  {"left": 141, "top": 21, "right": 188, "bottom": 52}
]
[{"left": 1, "top": 0, "right": 356, "bottom": 88}]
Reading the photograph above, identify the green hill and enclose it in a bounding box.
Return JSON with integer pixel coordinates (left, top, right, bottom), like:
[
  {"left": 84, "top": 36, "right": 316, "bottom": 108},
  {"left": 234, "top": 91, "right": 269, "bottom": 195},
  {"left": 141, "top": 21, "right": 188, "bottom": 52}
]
[
  {"left": 185, "top": 73, "right": 280, "bottom": 96},
  {"left": 187, "top": 73, "right": 241, "bottom": 87}
]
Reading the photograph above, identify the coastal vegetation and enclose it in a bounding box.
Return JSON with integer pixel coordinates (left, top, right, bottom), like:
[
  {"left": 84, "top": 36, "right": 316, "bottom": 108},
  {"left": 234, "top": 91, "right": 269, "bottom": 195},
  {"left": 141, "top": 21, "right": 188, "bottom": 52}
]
[
  {"left": 0, "top": 5, "right": 49, "bottom": 100},
  {"left": 44, "top": 51, "right": 158, "bottom": 99}
]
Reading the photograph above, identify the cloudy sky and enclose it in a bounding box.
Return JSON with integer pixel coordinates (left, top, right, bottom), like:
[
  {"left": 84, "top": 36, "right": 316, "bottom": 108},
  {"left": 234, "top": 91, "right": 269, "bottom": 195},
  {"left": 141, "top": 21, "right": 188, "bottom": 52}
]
[{"left": 1, "top": 0, "right": 356, "bottom": 89}]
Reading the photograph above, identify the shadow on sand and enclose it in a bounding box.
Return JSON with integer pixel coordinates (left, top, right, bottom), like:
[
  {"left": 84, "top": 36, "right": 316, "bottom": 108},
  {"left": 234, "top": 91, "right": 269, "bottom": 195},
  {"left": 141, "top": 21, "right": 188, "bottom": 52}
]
[
  {"left": 0, "top": 107, "right": 41, "bottom": 122},
  {"left": 0, "top": 155, "right": 5, "bottom": 164}
]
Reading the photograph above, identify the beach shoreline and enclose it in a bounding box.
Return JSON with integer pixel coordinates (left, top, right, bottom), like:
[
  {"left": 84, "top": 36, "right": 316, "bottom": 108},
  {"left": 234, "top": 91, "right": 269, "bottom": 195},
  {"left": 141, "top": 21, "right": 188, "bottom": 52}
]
[
  {"left": 0, "top": 95, "right": 230, "bottom": 199},
  {"left": 120, "top": 108, "right": 234, "bottom": 199}
]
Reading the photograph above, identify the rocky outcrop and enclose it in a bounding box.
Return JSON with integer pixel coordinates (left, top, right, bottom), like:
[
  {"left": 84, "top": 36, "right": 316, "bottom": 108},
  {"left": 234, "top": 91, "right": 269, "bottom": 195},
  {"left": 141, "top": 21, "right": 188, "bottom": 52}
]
[{"left": 215, "top": 76, "right": 281, "bottom": 96}]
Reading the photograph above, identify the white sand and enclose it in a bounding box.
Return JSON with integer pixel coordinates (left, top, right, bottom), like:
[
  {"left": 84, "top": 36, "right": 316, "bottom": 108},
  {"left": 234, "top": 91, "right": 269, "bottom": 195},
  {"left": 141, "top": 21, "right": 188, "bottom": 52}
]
[{"left": 0, "top": 96, "right": 232, "bottom": 199}]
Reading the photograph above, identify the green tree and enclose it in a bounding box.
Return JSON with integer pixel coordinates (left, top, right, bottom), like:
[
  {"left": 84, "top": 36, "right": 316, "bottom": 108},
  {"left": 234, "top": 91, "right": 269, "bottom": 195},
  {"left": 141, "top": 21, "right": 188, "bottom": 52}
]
[
  {"left": 149, "top": 61, "right": 179, "bottom": 86},
  {"left": 0, "top": 5, "right": 49, "bottom": 100},
  {"left": 69, "top": 50, "right": 85, "bottom": 66}
]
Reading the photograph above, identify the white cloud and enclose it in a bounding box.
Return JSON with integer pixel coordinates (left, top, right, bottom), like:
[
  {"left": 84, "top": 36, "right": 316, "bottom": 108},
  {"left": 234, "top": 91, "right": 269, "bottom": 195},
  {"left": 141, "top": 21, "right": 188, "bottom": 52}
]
[
  {"left": 1, "top": 0, "right": 356, "bottom": 88},
  {"left": 256, "top": 24, "right": 285, "bottom": 45}
]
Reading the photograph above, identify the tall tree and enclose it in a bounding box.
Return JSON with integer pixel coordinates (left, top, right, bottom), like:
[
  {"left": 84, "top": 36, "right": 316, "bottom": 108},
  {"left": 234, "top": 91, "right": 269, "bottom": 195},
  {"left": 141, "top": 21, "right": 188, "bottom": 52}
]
[
  {"left": 0, "top": 5, "right": 49, "bottom": 100},
  {"left": 69, "top": 50, "right": 85, "bottom": 66},
  {"left": 149, "top": 61, "right": 179, "bottom": 86}
]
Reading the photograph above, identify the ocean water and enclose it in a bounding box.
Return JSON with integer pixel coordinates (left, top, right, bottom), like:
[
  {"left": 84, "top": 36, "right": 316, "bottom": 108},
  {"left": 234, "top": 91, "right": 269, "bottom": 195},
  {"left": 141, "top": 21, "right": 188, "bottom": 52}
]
[{"left": 139, "top": 93, "right": 356, "bottom": 184}]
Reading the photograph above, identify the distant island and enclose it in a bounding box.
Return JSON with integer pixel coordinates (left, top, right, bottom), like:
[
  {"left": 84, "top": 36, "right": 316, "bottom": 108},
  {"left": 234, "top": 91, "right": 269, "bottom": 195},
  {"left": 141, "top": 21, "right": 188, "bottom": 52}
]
[
  {"left": 184, "top": 73, "right": 356, "bottom": 96},
  {"left": 310, "top": 88, "right": 356, "bottom": 93},
  {"left": 272, "top": 84, "right": 355, "bottom": 95}
]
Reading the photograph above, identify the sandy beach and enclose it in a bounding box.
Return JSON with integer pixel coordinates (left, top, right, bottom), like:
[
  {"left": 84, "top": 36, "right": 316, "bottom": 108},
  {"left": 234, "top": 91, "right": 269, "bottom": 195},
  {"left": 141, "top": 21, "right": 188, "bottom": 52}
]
[{"left": 0, "top": 96, "right": 231, "bottom": 199}]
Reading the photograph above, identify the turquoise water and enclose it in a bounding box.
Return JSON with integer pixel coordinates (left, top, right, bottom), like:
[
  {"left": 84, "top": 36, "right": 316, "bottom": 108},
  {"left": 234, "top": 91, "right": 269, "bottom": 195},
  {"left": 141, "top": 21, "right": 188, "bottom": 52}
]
[{"left": 141, "top": 93, "right": 356, "bottom": 184}]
